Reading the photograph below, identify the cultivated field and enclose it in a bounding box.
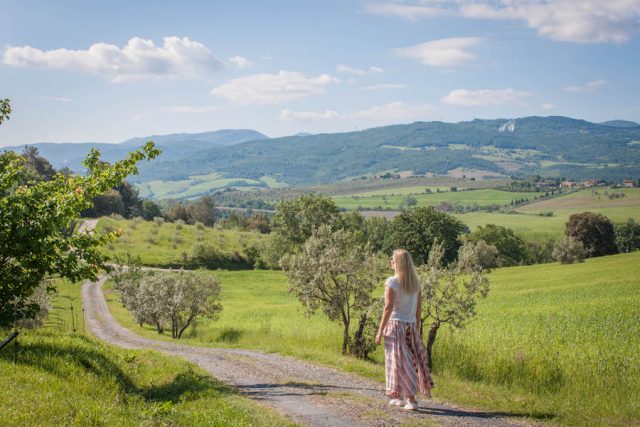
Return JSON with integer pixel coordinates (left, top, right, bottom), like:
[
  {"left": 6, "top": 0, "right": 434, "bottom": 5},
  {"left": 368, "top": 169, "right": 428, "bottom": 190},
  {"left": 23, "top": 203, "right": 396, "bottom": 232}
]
[
  {"left": 332, "top": 188, "right": 541, "bottom": 210},
  {"left": 96, "top": 216, "right": 263, "bottom": 267},
  {"left": 104, "top": 253, "right": 640, "bottom": 427}
]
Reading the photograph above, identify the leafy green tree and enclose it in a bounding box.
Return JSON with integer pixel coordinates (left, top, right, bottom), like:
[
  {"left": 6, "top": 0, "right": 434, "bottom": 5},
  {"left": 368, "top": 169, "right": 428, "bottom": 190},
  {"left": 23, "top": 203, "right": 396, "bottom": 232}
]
[
  {"left": 115, "top": 181, "right": 143, "bottom": 218},
  {"left": 187, "top": 195, "right": 216, "bottom": 227},
  {"left": 283, "top": 225, "right": 386, "bottom": 355},
  {"left": 20, "top": 146, "right": 57, "bottom": 183},
  {"left": 553, "top": 236, "right": 587, "bottom": 264},
  {"left": 467, "top": 224, "right": 527, "bottom": 266},
  {"left": 384, "top": 207, "right": 466, "bottom": 265},
  {"left": 419, "top": 241, "right": 490, "bottom": 370},
  {"left": 614, "top": 219, "right": 640, "bottom": 253},
  {"left": 141, "top": 199, "right": 162, "bottom": 221},
  {"left": 565, "top": 212, "right": 617, "bottom": 257},
  {"left": 272, "top": 194, "right": 340, "bottom": 247},
  {"left": 165, "top": 202, "right": 189, "bottom": 223},
  {"left": 0, "top": 98, "right": 160, "bottom": 327},
  {"left": 84, "top": 188, "right": 125, "bottom": 217}
]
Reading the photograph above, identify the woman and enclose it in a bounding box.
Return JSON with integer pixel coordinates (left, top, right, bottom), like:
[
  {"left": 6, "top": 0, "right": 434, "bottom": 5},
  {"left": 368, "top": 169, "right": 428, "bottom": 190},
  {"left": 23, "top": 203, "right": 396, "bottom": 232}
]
[{"left": 375, "top": 249, "right": 433, "bottom": 410}]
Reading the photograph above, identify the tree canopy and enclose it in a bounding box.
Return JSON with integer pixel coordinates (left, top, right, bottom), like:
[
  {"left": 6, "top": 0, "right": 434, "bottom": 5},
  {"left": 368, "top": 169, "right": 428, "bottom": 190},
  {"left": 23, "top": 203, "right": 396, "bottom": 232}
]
[{"left": 0, "top": 99, "right": 160, "bottom": 327}]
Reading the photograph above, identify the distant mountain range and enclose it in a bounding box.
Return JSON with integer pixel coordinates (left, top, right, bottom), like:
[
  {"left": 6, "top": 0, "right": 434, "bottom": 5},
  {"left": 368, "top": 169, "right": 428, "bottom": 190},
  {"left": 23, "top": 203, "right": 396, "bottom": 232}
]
[
  {"left": 133, "top": 116, "right": 640, "bottom": 187},
  {"left": 2, "top": 129, "right": 268, "bottom": 173},
  {"left": 3, "top": 116, "right": 640, "bottom": 198}
]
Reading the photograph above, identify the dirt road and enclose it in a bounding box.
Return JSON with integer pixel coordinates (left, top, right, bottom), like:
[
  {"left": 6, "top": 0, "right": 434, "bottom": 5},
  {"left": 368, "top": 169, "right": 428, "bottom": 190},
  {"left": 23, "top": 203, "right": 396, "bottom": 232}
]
[{"left": 82, "top": 277, "right": 540, "bottom": 427}]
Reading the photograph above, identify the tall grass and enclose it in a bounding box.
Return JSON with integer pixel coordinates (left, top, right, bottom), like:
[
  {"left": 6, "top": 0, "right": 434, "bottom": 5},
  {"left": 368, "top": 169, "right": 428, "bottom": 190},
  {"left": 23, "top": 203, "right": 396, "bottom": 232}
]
[
  {"left": 0, "top": 280, "right": 295, "bottom": 427},
  {"left": 106, "top": 253, "right": 640, "bottom": 426}
]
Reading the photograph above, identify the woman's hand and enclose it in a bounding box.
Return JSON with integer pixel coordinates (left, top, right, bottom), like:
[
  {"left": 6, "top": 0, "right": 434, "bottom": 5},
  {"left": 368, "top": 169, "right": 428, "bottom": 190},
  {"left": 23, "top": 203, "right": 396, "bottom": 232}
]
[{"left": 375, "top": 331, "right": 382, "bottom": 345}]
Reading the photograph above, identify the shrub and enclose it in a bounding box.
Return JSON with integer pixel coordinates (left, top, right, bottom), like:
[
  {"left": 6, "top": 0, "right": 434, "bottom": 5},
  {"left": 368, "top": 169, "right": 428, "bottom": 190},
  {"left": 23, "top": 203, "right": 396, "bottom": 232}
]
[{"left": 553, "top": 236, "right": 587, "bottom": 264}]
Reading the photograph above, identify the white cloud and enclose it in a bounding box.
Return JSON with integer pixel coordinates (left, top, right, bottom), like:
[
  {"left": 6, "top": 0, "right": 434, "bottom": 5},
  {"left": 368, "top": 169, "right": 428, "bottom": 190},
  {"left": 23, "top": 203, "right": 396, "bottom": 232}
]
[
  {"left": 160, "top": 105, "right": 220, "bottom": 113},
  {"left": 279, "top": 109, "right": 342, "bottom": 122},
  {"left": 39, "top": 96, "right": 71, "bottom": 102},
  {"left": 368, "top": 1, "right": 640, "bottom": 44},
  {"left": 441, "top": 88, "right": 532, "bottom": 106},
  {"left": 2, "top": 36, "right": 222, "bottom": 81},
  {"left": 359, "top": 83, "right": 407, "bottom": 91},
  {"left": 459, "top": 0, "right": 640, "bottom": 44},
  {"left": 563, "top": 79, "right": 608, "bottom": 93},
  {"left": 395, "top": 37, "right": 482, "bottom": 67},
  {"left": 228, "top": 55, "right": 253, "bottom": 69},
  {"left": 365, "top": 2, "right": 450, "bottom": 20},
  {"left": 130, "top": 114, "right": 142, "bottom": 122},
  {"left": 337, "top": 64, "right": 384, "bottom": 75},
  {"left": 353, "top": 101, "right": 435, "bottom": 121},
  {"left": 542, "top": 103, "right": 556, "bottom": 110},
  {"left": 211, "top": 70, "right": 339, "bottom": 105}
]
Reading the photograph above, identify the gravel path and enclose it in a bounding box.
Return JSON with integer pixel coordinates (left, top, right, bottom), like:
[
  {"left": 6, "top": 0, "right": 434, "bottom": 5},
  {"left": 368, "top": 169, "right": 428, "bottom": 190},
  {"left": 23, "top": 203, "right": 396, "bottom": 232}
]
[{"left": 83, "top": 277, "right": 543, "bottom": 427}]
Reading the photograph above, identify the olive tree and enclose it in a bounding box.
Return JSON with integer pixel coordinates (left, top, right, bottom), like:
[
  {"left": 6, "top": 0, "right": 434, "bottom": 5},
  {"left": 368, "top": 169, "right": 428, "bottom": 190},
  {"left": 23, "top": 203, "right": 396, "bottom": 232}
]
[
  {"left": 283, "top": 225, "right": 386, "bottom": 355},
  {"left": 419, "top": 241, "right": 490, "bottom": 370},
  {"left": 0, "top": 99, "right": 160, "bottom": 327},
  {"left": 115, "top": 270, "right": 222, "bottom": 339},
  {"left": 552, "top": 236, "right": 587, "bottom": 264}
]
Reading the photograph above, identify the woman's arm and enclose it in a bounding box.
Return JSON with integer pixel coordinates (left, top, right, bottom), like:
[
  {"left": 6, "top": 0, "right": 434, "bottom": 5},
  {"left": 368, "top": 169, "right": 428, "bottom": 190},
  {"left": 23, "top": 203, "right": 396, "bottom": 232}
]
[{"left": 375, "top": 285, "right": 395, "bottom": 345}]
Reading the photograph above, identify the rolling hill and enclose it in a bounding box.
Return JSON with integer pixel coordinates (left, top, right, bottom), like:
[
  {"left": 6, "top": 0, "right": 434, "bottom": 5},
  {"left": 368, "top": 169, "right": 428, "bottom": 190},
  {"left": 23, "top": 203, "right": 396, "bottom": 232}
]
[
  {"left": 2, "top": 129, "right": 269, "bottom": 173},
  {"left": 132, "top": 116, "right": 640, "bottom": 188}
]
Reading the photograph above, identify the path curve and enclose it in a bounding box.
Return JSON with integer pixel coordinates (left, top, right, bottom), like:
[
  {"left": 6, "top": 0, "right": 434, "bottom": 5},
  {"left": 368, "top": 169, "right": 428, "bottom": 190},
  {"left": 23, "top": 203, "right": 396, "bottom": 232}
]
[{"left": 83, "top": 277, "right": 540, "bottom": 427}]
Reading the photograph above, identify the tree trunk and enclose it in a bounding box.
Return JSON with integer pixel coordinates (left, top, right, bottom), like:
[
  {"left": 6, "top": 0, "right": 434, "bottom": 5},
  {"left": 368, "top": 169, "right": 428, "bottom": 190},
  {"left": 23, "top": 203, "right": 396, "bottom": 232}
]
[
  {"left": 341, "top": 312, "right": 350, "bottom": 355},
  {"left": 351, "top": 312, "right": 368, "bottom": 359},
  {"left": 177, "top": 314, "right": 195, "bottom": 339},
  {"left": 155, "top": 322, "right": 164, "bottom": 334},
  {"left": 426, "top": 321, "right": 440, "bottom": 371}
]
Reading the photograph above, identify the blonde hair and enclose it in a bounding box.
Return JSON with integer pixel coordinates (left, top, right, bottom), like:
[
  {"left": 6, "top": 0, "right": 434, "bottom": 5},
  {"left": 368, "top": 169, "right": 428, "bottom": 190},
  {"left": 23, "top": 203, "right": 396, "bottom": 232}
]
[{"left": 393, "top": 249, "right": 420, "bottom": 293}]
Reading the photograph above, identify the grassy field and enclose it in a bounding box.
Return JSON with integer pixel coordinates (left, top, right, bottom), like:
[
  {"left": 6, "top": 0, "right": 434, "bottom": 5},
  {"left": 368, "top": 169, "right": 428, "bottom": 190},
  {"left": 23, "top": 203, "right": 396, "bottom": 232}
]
[
  {"left": 448, "top": 188, "right": 640, "bottom": 240},
  {"left": 136, "top": 173, "right": 288, "bottom": 200},
  {"left": 96, "top": 216, "right": 263, "bottom": 267},
  {"left": 332, "top": 188, "right": 541, "bottom": 210},
  {"left": 0, "top": 280, "right": 295, "bottom": 427},
  {"left": 105, "top": 252, "right": 640, "bottom": 426}
]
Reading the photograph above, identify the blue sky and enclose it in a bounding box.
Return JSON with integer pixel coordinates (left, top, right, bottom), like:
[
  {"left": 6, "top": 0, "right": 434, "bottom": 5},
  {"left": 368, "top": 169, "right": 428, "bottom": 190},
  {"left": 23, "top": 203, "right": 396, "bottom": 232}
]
[{"left": 1, "top": 0, "right": 639, "bottom": 146}]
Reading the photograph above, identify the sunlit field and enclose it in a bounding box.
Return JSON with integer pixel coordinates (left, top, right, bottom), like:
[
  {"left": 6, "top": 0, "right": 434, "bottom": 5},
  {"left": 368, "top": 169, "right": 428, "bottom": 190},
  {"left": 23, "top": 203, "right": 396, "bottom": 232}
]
[{"left": 105, "top": 252, "right": 640, "bottom": 426}]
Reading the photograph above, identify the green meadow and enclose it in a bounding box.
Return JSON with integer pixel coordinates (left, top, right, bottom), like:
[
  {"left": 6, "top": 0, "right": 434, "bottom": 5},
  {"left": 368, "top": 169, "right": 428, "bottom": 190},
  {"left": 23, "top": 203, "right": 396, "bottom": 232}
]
[
  {"left": 0, "top": 280, "right": 295, "bottom": 427},
  {"left": 136, "top": 173, "right": 288, "bottom": 200},
  {"left": 96, "top": 216, "right": 263, "bottom": 267},
  {"left": 332, "top": 188, "right": 541, "bottom": 210},
  {"left": 451, "top": 188, "right": 640, "bottom": 240},
  {"left": 105, "top": 253, "right": 640, "bottom": 427}
]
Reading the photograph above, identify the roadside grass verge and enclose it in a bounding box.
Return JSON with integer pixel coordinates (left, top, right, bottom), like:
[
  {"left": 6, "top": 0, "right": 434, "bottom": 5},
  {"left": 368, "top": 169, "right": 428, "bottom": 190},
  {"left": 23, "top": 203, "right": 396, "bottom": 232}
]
[{"left": 0, "top": 280, "right": 295, "bottom": 427}]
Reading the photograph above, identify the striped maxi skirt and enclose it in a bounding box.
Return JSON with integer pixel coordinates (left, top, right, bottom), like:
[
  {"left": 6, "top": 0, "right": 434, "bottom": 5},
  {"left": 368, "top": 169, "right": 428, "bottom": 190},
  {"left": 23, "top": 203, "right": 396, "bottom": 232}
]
[{"left": 384, "top": 320, "right": 434, "bottom": 399}]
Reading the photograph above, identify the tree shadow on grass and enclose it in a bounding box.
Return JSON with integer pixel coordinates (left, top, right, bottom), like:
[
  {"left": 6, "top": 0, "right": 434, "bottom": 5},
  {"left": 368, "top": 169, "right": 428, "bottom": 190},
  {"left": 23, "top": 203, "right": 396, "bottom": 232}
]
[{"left": 5, "top": 335, "right": 236, "bottom": 404}]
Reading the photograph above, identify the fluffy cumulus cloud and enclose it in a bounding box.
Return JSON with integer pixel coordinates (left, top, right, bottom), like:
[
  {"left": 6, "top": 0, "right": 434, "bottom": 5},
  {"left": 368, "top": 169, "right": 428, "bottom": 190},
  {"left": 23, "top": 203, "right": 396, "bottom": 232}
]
[
  {"left": 563, "top": 79, "right": 608, "bottom": 93},
  {"left": 228, "top": 55, "right": 253, "bottom": 69},
  {"left": 367, "top": 1, "right": 640, "bottom": 43},
  {"left": 395, "top": 37, "right": 482, "bottom": 67},
  {"left": 441, "top": 88, "right": 532, "bottom": 106},
  {"left": 211, "top": 70, "right": 339, "bottom": 105},
  {"left": 279, "top": 109, "right": 342, "bottom": 122},
  {"left": 352, "top": 101, "right": 434, "bottom": 121},
  {"left": 2, "top": 36, "right": 222, "bottom": 81}
]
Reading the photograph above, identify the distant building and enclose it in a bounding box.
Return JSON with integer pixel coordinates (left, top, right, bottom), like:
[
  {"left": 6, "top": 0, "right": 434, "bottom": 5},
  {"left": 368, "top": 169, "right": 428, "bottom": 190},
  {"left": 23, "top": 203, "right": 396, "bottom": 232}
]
[
  {"left": 583, "top": 179, "right": 602, "bottom": 187},
  {"left": 560, "top": 181, "right": 578, "bottom": 188},
  {"left": 623, "top": 179, "right": 636, "bottom": 188}
]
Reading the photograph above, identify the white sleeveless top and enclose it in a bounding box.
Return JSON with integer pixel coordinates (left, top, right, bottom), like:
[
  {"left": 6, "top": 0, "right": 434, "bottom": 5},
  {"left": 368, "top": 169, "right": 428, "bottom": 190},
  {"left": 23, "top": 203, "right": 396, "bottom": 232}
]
[{"left": 385, "top": 276, "right": 418, "bottom": 323}]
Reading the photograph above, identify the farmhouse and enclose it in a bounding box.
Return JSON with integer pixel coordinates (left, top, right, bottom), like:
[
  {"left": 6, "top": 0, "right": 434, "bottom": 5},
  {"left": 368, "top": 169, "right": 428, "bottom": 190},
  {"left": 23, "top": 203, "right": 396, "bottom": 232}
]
[
  {"left": 560, "top": 181, "right": 578, "bottom": 188},
  {"left": 623, "top": 179, "right": 636, "bottom": 188}
]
